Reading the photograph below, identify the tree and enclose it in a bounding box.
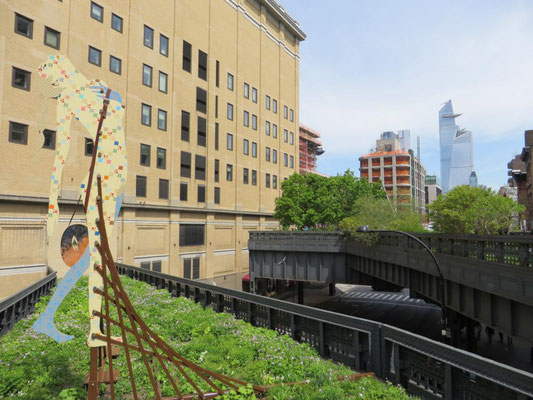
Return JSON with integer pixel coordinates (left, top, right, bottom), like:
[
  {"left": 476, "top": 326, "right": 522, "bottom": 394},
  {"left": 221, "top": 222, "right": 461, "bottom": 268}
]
[
  {"left": 274, "top": 170, "right": 385, "bottom": 230},
  {"left": 427, "top": 185, "right": 525, "bottom": 234}
]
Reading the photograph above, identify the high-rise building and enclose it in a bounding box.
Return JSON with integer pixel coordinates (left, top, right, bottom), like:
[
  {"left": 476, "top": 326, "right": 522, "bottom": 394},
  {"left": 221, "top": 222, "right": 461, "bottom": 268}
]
[
  {"left": 439, "top": 100, "right": 476, "bottom": 192},
  {"left": 0, "top": 0, "right": 305, "bottom": 288},
  {"left": 359, "top": 131, "right": 426, "bottom": 214},
  {"left": 299, "top": 124, "right": 324, "bottom": 175}
]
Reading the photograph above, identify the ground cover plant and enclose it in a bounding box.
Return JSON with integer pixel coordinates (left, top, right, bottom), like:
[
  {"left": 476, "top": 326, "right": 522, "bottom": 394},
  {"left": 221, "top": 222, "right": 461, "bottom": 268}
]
[{"left": 0, "top": 276, "right": 413, "bottom": 399}]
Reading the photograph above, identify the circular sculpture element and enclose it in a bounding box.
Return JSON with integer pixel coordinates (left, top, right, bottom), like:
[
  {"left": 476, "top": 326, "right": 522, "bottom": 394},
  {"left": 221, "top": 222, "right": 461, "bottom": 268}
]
[{"left": 61, "top": 224, "right": 89, "bottom": 267}]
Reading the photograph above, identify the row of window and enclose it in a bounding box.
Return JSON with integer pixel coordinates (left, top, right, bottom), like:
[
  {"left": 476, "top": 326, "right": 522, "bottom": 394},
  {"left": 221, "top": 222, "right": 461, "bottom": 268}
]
[
  {"left": 14, "top": 13, "right": 61, "bottom": 49},
  {"left": 135, "top": 175, "right": 220, "bottom": 204},
  {"left": 141, "top": 104, "right": 167, "bottom": 130},
  {"left": 140, "top": 257, "right": 200, "bottom": 280},
  {"left": 142, "top": 64, "right": 168, "bottom": 93}
]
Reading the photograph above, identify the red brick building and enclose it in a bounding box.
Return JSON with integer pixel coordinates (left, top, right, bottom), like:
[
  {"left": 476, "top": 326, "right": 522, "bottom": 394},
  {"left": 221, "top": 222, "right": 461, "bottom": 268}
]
[{"left": 299, "top": 125, "right": 324, "bottom": 175}]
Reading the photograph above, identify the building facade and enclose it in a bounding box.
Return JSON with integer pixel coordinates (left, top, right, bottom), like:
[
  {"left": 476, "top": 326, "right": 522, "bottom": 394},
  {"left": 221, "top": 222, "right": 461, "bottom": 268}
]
[
  {"left": 438, "top": 100, "right": 476, "bottom": 193},
  {"left": 359, "top": 131, "right": 426, "bottom": 214},
  {"left": 424, "top": 175, "right": 442, "bottom": 207},
  {"left": 507, "top": 131, "right": 533, "bottom": 231},
  {"left": 0, "top": 0, "right": 305, "bottom": 288},
  {"left": 298, "top": 124, "right": 324, "bottom": 175}
]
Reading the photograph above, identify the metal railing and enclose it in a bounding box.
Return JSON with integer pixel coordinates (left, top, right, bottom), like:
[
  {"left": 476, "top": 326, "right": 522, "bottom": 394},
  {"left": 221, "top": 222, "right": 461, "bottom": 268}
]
[
  {"left": 117, "top": 263, "right": 533, "bottom": 400},
  {"left": 0, "top": 267, "right": 57, "bottom": 337}
]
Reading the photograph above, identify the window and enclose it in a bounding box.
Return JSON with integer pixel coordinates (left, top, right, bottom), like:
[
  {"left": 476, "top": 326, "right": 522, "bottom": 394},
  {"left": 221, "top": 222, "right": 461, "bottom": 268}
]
[
  {"left": 227, "top": 103, "right": 233, "bottom": 120},
  {"left": 179, "top": 224, "right": 205, "bottom": 247},
  {"left": 180, "top": 151, "right": 191, "bottom": 177},
  {"left": 252, "top": 87, "right": 257, "bottom": 103},
  {"left": 197, "top": 117, "right": 206, "bottom": 147},
  {"left": 197, "top": 185, "right": 206, "bottom": 203},
  {"left": 42, "top": 130, "right": 55, "bottom": 149},
  {"left": 183, "top": 259, "right": 191, "bottom": 278},
  {"left": 252, "top": 142, "right": 257, "bottom": 158},
  {"left": 196, "top": 87, "right": 207, "bottom": 113},
  {"left": 265, "top": 121, "right": 271, "bottom": 136},
  {"left": 152, "top": 260, "right": 162, "bottom": 272},
  {"left": 8, "top": 122, "right": 28, "bottom": 145},
  {"left": 85, "top": 138, "right": 94, "bottom": 156},
  {"left": 183, "top": 258, "right": 200, "bottom": 279},
  {"left": 243, "top": 168, "right": 249, "bottom": 184},
  {"left": 266, "top": 95, "right": 271, "bottom": 110},
  {"left": 140, "top": 261, "right": 150, "bottom": 270},
  {"left": 227, "top": 73, "right": 234, "bottom": 90},
  {"left": 159, "top": 179, "right": 169, "bottom": 199},
  {"left": 252, "top": 114, "right": 257, "bottom": 130},
  {"left": 44, "top": 27, "right": 60, "bottom": 49},
  {"left": 109, "top": 55, "right": 121, "bottom": 74},
  {"left": 91, "top": 2, "right": 103, "bottom": 22},
  {"left": 141, "top": 103, "right": 151, "bottom": 126},
  {"left": 14, "top": 14, "right": 33, "bottom": 38},
  {"left": 144, "top": 25, "right": 154, "bottom": 48},
  {"left": 11, "top": 67, "right": 30, "bottom": 91},
  {"left": 226, "top": 133, "right": 233, "bottom": 150},
  {"left": 284, "top": 129, "right": 288, "bottom": 143},
  {"left": 215, "top": 123, "right": 219, "bottom": 150},
  {"left": 142, "top": 64, "right": 152, "bottom": 86},
  {"left": 284, "top": 153, "right": 288, "bottom": 167},
  {"left": 195, "top": 155, "right": 206, "bottom": 180},
  {"left": 265, "top": 147, "right": 271, "bottom": 162},
  {"left": 159, "top": 71, "right": 168, "bottom": 93},
  {"left": 244, "top": 83, "right": 249, "bottom": 99},
  {"left": 136, "top": 176, "right": 147, "bottom": 197},
  {"left": 243, "top": 139, "right": 249, "bottom": 155},
  {"left": 290, "top": 109, "right": 294, "bottom": 122},
  {"left": 215, "top": 95, "right": 218, "bottom": 118},
  {"left": 266, "top": 173, "right": 271, "bottom": 188},
  {"left": 216, "top": 61, "right": 220, "bottom": 87},
  {"left": 214, "top": 187, "right": 220, "bottom": 204},
  {"left": 88, "top": 46, "right": 102, "bottom": 66},
  {"left": 243, "top": 111, "right": 249, "bottom": 127},
  {"left": 284, "top": 105, "right": 288, "bottom": 119},
  {"left": 273, "top": 149, "right": 278, "bottom": 164},
  {"left": 273, "top": 124, "right": 278, "bottom": 138},
  {"left": 273, "top": 175, "right": 278, "bottom": 189},
  {"left": 160, "top": 34, "right": 169, "bottom": 56},
  {"left": 111, "top": 13, "right": 123, "bottom": 32},
  {"left": 198, "top": 50, "right": 207, "bottom": 80},
  {"left": 273, "top": 99, "right": 278, "bottom": 114},
  {"left": 181, "top": 111, "right": 190, "bottom": 141},
  {"left": 252, "top": 170, "right": 257, "bottom": 186},
  {"left": 226, "top": 164, "right": 233, "bottom": 181},
  {"left": 157, "top": 147, "right": 166, "bottom": 169},
  {"left": 140, "top": 144, "right": 151, "bottom": 166},
  {"left": 290, "top": 155, "right": 294, "bottom": 168},
  {"left": 182, "top": 41, "right": 192, "bottom": 72},
  {"left": 180, "top": 182, "right": 188, "bottom": 201},
  {"left": 290, "top": 131, "right": 294, "bottom": 145},
  {"left": 214, "top": 159, "right": 220, "bottom": 182}
]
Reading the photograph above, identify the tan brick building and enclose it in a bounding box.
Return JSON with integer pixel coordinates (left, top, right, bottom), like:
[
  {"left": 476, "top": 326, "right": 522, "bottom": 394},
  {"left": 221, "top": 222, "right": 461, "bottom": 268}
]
[{"left": 0, "top": 0, "right": 305, "bottom": 291}]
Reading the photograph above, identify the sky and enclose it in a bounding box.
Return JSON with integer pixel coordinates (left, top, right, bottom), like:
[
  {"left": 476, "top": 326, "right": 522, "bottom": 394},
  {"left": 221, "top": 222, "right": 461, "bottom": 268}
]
[{"left": 279, "top": 0, "right": 533, "bottom": 189}]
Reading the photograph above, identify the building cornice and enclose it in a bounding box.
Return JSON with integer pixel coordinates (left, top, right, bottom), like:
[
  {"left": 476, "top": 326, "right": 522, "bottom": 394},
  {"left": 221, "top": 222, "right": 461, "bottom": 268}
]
[{"left": 262, "top": 0, "right": 306, "bottom": 41}]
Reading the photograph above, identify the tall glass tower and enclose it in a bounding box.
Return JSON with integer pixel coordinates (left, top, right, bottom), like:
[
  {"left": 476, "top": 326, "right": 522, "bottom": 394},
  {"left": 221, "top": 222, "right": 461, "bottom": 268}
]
[{"left": 439, "top": 100, "right": 474, "bottom": 192}]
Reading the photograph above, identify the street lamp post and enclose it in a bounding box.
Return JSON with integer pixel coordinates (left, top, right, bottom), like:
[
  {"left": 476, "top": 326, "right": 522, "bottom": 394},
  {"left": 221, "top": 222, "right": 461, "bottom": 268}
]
[{"left": 356, "top": 225, "right": 449, "bottom": 340}]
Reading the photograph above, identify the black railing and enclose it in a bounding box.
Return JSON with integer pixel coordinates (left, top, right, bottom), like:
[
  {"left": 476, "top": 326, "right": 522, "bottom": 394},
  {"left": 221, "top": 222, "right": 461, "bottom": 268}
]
[
  {"left": 117, "top": 263, "right": 533, "bottom": 400},
  {"left": 0, "top": 267, "right": 57, "bottom": 337},
  {"left": 250, "top": 231, "right": 533, "bottom": 268}
]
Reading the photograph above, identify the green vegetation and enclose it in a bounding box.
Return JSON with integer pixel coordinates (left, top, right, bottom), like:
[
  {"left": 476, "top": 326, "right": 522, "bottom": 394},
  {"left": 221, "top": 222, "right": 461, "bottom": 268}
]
[
  {"left": 427, "top": 185, "right": 525, "bottom": 234},
  {"left": 0, "top": 276, "right": 413, "bottom": 399},
  {"left": 274, "top": 170, "right": 386, "bottom": 230}
]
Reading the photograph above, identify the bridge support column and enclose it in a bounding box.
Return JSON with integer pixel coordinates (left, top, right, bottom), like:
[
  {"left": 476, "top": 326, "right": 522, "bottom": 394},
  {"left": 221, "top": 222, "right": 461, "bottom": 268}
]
[
  {"left": 297, "top": 281, "right": 304, "bottom": 304},
  {"left": 328, "top": 283, "right": 336, "bottom": 296}
]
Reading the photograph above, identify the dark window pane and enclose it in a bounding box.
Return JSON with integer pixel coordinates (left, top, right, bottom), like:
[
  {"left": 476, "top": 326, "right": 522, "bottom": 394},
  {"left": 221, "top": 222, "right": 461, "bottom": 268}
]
[
  {"left": 42, "top": 130, "right": 55, "bottom": 149},
  {"left": 214, "top": 187, "right": 220, "bottom": 204},
  {"left": 140, "top": 144, "right": 150, "bottom": 166},
  {"left": 180, "top": 182, "right": 188, "bottom": 201},
  {"left": 266, "top": 173, "right": 270, "bottom": 188},
  {"left": 12, "top": 67, "right": 30, "bottom": 91},
  {"left": 91, "top": 2, "right": 103, "bottom": 22},
  {"left": 157, "top": 147, "right": 166, "bottom": 169},
  {"left": 214, "top": 159, "right": 220, "bottom": 183},
  {"left": 159, "top": 179, "right": 169, "bottom": 199},
  {"left": 152, "top": 260, "right": 162, "bottom": 272},
  {"left": 9, "top": 122, "right": 28, "bottom": 145},
  {"left": 252, "top": 170, "right": 257, "bottom": 186},
  {"left": 85, "top": 138, "right": 94, "bottom": 156},
  {"left": 243, "top": 168, "right": 249, "bottom": 184},
  {"left": 197, "top": 117, "right": 206, "bottom": 147},
  {"left": 14, "top": 13, "right": 33, "bottom": 38},
  {"left": 226, "top": 164, "right": 233, "bottom": 181},
  {"left": 216, "top": 60, "right": 220, "bottom": 87},
  {"left": 215, "top": 123, "right": 219, "bottom": 150},
  {"left": 196, "top": 87, "right": 207, "bottom": 114},
  {"left": 160, "top": 34, "right": 169, "bottom": 56},
  {"left": 144, "top": 25, "right": 154, "bottom": 48},
  {"left": 180, "top": 151, "right": 191, "bottom": 177},
  {"left": 193, "top": 258, "right": 200, "bottom": 279},
  {"left": 111, "top": 13, "right": 123, "bottom": 32},
  {"left": 158, "top": 109, "right": 167, "bottom": 131},
  {"left": 195, "top": 155, "right": 206, "bottom": 181},
  {"left": 44, "top": 27, "right": 60, "bottom": 49},
  {"left": 179, "top": 224, "right": 205, "bottom": 247},
  {"left": 182, "top": 41, "right": 192, "bottom": 72},
  {"left": 183, "top": 259, "right": 191, "bottom": 279},
  {"left": 198, "top": 50, "right": 207, "bottom": 80},
  {"left": 88, "top": 46, "right": 101, "bottom": 66},
  {"left": 140, "top": 261, "right": 150, "bottom": 270},
  {"left": 181, "top": 111, "right": 190, "bottom": 141},
  {"left": 197, "top": 185, "right": 205, "bottom": 203},
  {"left": 136, "top": 176, "right": 147, "bottom": 197}
]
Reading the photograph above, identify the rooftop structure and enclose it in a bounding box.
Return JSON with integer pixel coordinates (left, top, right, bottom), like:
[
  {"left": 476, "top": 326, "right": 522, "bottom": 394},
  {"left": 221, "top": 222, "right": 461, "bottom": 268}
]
[{"left": 299, "top": 124, "right": 325, "bottom": 175}]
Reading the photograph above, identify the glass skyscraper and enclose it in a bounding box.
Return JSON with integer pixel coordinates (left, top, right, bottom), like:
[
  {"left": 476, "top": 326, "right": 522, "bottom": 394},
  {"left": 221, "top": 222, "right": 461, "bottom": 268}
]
[{"left": 439, "top": 100, "right": 475, "bottom": 192}]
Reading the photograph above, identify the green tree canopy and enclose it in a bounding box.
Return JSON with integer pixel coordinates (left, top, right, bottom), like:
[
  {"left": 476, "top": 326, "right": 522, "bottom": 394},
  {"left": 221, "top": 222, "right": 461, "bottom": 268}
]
[
  {"left": 427, "top": 185, "right": 525, "bottom": 234},
  {"left": 274, "top": 170, "right": 386, "bottom": 230}
]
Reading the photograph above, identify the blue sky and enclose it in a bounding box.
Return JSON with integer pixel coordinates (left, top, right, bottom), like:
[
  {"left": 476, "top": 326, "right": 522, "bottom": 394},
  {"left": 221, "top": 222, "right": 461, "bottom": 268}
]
[{"left": 279, "top": 0, "right": 533, "bottom": 189}]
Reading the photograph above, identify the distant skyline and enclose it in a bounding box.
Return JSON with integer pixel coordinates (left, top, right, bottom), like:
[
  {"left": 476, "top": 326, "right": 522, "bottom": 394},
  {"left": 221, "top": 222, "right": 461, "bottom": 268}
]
[{"left": 280, "top": 0, "right": 533, "bottom": 190}]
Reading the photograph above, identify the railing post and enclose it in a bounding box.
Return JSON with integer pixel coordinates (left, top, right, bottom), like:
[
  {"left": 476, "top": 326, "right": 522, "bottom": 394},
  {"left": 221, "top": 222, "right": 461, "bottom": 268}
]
[
  {"left": 318, "top": 321, "right": 325, "bottom": 357},
  {"left": 267, "top": 307, "right": 274, "bottom": 330},
  {"left": 444, "top": 363, "right": 453, "bottom": 400},
  {"left": 204, "top": 290, "right": 211, "bottom": 308},
  {"left": 216, "top": 294, "right": 224, "bottom": 313},
  {"left": 175, "top": 282, "right": 181, "bottom": 297},
  {"left": 290, "top": 314, "right": 296, "bottom": 339}
]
